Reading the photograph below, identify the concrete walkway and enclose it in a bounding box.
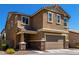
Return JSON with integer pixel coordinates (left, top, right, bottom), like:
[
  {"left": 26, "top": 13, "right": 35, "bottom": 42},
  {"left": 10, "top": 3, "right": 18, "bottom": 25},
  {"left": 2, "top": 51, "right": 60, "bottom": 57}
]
[{"left": 1, "top": 49, "right": 79, "bottom": 55}]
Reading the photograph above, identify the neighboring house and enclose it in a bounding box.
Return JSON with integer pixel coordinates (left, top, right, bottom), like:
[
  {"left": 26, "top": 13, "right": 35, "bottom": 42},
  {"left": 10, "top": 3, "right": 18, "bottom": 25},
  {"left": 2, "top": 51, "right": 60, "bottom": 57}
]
[
  {"left": 0, "top": 33, "right": 2, "bottom": 49},
  {"left": 1, "top": 29, "right": 6, "bottom": 40},
  {"left": 5, "top": 5, "right": 70, "bottom": 50},
  {"left": 0, "top": 29, "right": 6, "bottom": 50},
  {"left": 0, "top": 33, "right": 2, "bottom": 40},
  {"left": 69, "top": 30, "right": 79, "bottom": 48}
]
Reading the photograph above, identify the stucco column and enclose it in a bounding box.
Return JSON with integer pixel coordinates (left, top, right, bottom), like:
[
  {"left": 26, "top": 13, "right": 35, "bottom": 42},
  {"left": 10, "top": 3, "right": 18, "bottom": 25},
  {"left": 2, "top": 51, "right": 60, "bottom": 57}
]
[
  {"left": 64, "top": 34, "right": 69, "bottom": 49},
  {"left": 19, "top": 33, "right": 26, "bottom": 50},
  {"left": 21, "top": 33, "right": 24, "bottom": 42},
  {"left": 41, "top": 41, "right": 45, "bottom": 51},
  {"left": 40, "top": 36, "right": 46, "bottom": 51}
]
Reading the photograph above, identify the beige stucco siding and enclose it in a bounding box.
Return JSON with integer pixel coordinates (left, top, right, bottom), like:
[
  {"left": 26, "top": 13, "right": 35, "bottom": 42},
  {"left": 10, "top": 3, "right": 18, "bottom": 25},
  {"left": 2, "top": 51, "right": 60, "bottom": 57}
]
[
  {"left": 30, "top": 10, "right": 43, "bottom": 30},
  {"left": 43, "top": 10, "right": 65, "bottom": 30}
]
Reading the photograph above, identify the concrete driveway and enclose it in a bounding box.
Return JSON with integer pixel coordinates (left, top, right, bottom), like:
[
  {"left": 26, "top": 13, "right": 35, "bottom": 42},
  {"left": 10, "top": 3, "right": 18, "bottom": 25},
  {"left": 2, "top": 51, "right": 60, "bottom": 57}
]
[
  {"left": 1, "top": 49, "right": 79, "bottom": 55},
  {"left": 27, "top": 49, "right": 79, "bottom": 55}
]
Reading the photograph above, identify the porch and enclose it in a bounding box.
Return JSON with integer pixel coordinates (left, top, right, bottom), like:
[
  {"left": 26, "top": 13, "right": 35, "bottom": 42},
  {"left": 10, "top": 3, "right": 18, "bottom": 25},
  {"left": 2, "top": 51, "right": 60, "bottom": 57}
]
[{"left": 16, "top": 30, "right": 38, "bottom": 50}]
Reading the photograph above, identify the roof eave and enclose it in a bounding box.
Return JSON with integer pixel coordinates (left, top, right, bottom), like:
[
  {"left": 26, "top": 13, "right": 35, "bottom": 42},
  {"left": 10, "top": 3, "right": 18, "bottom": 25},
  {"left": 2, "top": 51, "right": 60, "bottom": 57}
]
[{"left": 31, "top": 8, "right": 70, "bottom": 19}]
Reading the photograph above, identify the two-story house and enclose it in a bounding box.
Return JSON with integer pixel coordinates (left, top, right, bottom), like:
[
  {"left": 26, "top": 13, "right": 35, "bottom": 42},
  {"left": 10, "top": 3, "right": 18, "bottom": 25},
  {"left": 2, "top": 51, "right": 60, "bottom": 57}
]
[{"left": 5, "top": 5, "right": 70, "bottom": 51}]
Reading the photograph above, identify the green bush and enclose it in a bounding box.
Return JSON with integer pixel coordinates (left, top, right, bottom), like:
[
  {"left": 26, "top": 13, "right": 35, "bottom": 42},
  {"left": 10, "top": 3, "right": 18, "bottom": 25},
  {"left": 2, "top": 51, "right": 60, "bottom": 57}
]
[{"left": 6, "top": 48, "right": 15, "bottom": 54}]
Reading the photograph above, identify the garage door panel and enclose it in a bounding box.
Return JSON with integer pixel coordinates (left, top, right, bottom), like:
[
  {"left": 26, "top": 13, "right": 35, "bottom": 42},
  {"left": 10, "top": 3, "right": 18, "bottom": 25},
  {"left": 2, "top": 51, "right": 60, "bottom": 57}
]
[
  {"left": 46, "top": 35, "right": 65, "bottom": 49},
  {"left": 46, "top": 42, "right": 58, "bottom": 49},
  {"left": 46, "top": 42, "right": 58, "bottom": 45}
]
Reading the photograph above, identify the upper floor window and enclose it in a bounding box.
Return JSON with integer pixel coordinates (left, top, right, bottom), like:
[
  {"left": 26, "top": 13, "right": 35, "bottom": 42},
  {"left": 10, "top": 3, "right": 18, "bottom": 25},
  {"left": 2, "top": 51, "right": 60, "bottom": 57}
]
[
  {"left": 21, "top": 16, "right": 29, "bottom": 25},
  {"left": 48, "top": 12, "right": 53, "bottom": 23},
  {"left": 11, "top": 20, "right": 14, "bottom": 28},
  {"left": 64, "top": 17, "right": 68, "bottom": 29},
  {"left": 56, "top": 14, "right": 61, "bottom": 24}
]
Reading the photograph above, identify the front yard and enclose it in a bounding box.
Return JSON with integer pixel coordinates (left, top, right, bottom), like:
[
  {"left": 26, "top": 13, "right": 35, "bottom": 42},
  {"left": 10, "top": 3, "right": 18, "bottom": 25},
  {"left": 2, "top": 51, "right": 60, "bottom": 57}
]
[{"left": 1, "top": 49, "right": 79, "bottom": 55}]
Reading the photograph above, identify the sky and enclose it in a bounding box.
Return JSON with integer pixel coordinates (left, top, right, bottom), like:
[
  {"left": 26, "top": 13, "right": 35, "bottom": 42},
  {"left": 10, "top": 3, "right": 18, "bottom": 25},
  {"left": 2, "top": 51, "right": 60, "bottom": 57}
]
[{"left": 0, "top": 4, "right": 79, "bottom": 32}]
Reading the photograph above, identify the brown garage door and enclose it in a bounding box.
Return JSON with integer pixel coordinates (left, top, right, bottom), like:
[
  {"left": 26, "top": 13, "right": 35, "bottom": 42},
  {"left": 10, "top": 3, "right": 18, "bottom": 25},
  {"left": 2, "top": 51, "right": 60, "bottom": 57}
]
[{"left": 46, "top": 35, "right": 65, "bottom": 49}]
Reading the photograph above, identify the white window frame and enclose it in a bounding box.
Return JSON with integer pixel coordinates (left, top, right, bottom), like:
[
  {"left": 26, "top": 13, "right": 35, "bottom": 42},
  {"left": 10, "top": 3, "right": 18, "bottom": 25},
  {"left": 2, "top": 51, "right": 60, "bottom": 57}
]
[
  {"left": 21, "top": 16, "right": 29, "bottom": 25},
  {"left": 56, "top": 14, "right": 61, "bottom": 25},
  {"left": 64, "top": 17, "right": 68, "bottom": 29},
  {"left": 47, "top": 12, "right": 53, "bottom": 23}
]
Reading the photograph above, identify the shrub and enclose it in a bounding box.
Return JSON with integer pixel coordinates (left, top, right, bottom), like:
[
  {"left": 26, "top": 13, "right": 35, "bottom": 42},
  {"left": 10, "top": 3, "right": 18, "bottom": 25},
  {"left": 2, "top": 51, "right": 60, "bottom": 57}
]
[{"left": 6, "top": 48, "right": 15, "bottom": 54}]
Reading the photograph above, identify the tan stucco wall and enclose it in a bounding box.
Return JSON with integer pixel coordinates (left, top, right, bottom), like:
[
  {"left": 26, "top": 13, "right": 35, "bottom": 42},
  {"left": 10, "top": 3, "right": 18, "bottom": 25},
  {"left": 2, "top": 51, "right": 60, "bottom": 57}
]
[
  {"left": 30, "top": 10, "right": 44, "bottom": 30},
  {"left": 43, "top": 10, "right": 65, "bottom": 30}
]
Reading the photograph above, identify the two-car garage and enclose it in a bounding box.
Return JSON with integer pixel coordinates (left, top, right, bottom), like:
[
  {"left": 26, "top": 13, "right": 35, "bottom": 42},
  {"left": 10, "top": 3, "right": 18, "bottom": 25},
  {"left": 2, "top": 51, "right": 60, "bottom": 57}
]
[{"left": 45, "top": 35, "right": 65, "bottom": 49}]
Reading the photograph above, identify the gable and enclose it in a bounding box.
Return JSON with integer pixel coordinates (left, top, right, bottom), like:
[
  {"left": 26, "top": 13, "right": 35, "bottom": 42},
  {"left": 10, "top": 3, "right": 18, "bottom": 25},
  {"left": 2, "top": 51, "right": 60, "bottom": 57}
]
[
  {"left": 31, "top": 5, "right": 70, "bottom": 19},
  {"left": 44, "top": 5, "right": 70, "bottom": 18}
]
